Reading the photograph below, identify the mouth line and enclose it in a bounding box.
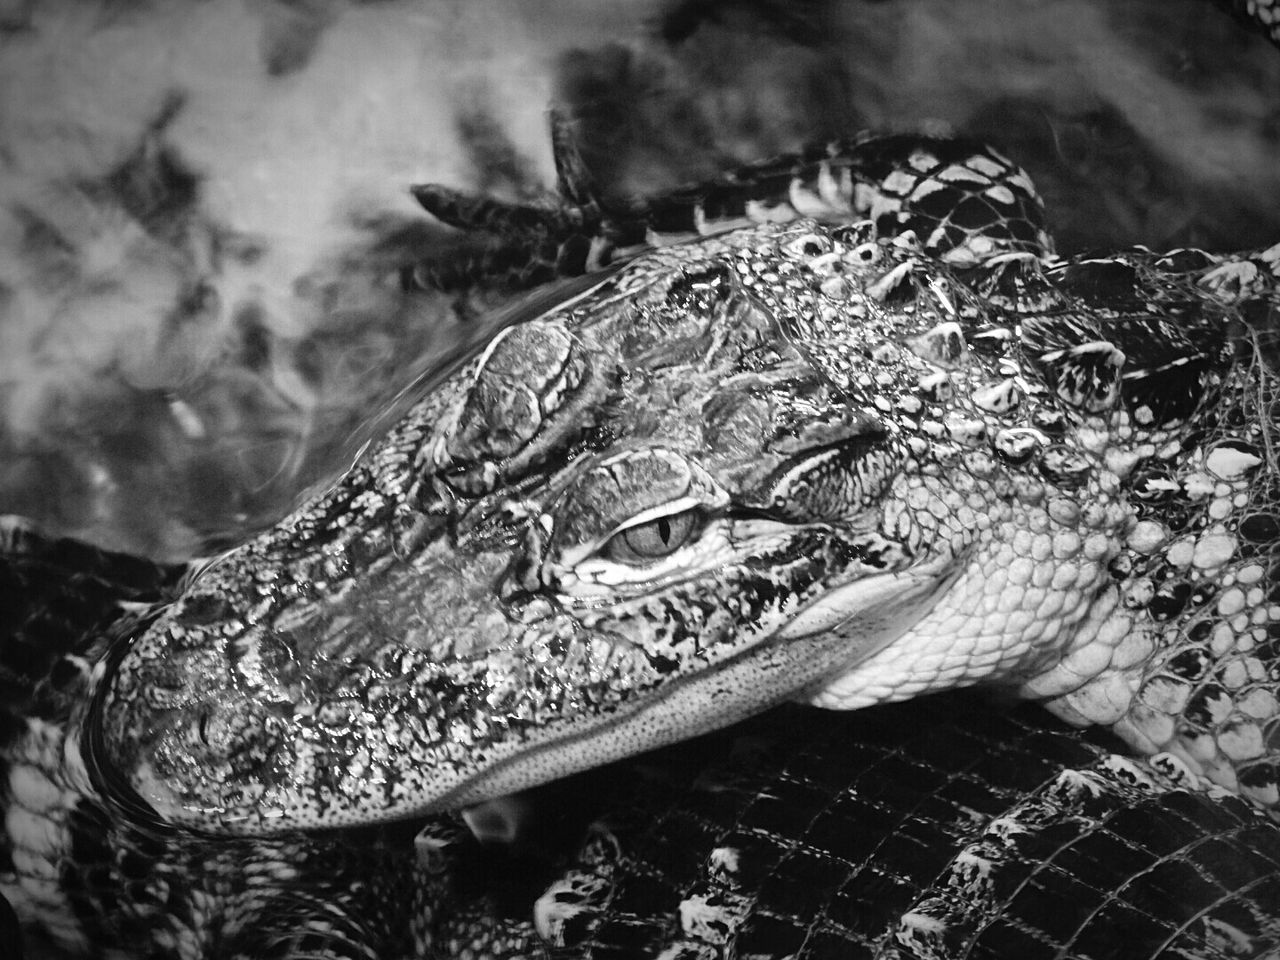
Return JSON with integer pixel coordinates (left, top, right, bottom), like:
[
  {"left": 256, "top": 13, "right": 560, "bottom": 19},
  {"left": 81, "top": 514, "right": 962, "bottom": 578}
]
[{"left": 421, "top": 569, "right": 941, "bottom": 815}]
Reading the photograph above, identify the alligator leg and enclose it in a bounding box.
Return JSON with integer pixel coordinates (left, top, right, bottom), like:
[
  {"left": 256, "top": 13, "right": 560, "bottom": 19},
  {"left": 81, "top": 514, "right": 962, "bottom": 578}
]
[{"left": 405, "top": 110, "right": 1053, "bottom": 298}]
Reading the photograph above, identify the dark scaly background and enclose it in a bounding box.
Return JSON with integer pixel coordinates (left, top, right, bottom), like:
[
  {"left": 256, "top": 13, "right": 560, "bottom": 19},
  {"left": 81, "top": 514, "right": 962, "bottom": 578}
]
[{"left": 1, "top": 0, "right": 1278, "bottom": 563}]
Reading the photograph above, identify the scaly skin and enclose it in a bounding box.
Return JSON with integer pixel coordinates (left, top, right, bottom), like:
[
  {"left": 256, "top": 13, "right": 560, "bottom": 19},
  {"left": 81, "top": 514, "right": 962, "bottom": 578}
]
[
  {"left": 96, "top": 211, "right": 1280, "bottom": 837},
  {"left": 504, "top": 696, "right": 1280, "bottom": 959},
  {"left": 408, "top": 126, "right": 1052, "bottom": 293},
  {"left": 4, "top": 132, "right": 1073, "bottom": 957}
]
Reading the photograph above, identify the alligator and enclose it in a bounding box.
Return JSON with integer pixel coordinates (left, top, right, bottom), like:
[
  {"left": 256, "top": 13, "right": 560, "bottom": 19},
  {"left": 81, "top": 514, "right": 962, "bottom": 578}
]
[
  {"left": 95, "top": 192, "right": 1280, "bottom": 833},
  {"left": 5, "top": 6, "right": 1280, "bottom": 960}
]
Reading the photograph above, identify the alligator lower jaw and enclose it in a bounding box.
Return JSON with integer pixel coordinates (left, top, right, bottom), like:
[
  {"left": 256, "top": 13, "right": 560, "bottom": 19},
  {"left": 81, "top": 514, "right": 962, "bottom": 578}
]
[
  {"left": 104, "top": 543, "right": 957, "bottom": 835},
  {"left": 422, "top": 568, "right": 959, "bottom": 814}
]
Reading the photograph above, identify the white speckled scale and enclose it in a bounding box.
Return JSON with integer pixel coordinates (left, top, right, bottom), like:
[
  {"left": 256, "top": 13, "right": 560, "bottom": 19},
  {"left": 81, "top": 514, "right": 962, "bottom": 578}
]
[{"left": 802, "top": 240, "right": 1280, "bottom": 811}]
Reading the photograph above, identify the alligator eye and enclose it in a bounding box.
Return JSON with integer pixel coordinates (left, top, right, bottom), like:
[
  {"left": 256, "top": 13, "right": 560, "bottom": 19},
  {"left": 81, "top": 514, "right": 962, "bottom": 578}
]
[{"left": 604, "top": 509, "right": 701, "bottom": 563}]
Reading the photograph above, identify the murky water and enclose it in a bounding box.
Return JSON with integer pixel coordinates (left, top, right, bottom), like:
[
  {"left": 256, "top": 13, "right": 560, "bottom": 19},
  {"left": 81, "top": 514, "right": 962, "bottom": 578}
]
[{"left": 1, "top": 0, "right": 1277, "bottom": 560}]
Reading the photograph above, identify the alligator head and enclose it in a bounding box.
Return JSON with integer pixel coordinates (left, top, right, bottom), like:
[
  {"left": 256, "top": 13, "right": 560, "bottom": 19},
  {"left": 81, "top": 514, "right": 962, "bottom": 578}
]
[{"left": 94, "top": 218, "right": 1249, "bottom": 834}]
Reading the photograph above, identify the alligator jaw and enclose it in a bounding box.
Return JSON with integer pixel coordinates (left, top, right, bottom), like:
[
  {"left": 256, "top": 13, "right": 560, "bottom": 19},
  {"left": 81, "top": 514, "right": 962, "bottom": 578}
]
[
  {"left": 419, "top": 568, "right": 955, "bottom": 814},
  {"left": 97, "top": 555, "right": 950, "bottom": 834},
  {"left": 92, "top": 438, "right": 939, "bottom": 833}
]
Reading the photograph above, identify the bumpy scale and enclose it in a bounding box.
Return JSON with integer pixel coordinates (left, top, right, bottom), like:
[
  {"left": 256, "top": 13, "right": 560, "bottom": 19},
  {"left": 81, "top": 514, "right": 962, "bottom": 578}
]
[{"left": 96, "top": 216, "right": 1280, "bottom": 840}]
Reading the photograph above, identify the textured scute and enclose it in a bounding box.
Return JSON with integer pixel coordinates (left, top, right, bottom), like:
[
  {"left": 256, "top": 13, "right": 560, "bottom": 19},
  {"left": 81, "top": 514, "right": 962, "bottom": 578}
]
[
  {"left": 493, "top": 696, "right": 1280, "bottom": 959},
  {"left": 1085, "top": 250, "right": 1280, "bottom": 806}
]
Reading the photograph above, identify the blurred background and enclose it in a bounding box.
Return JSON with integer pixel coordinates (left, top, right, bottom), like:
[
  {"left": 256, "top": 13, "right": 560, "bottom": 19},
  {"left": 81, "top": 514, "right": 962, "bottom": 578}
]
[{"left": 2, "top": 0, "right": 1278, "bottom": 561}]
